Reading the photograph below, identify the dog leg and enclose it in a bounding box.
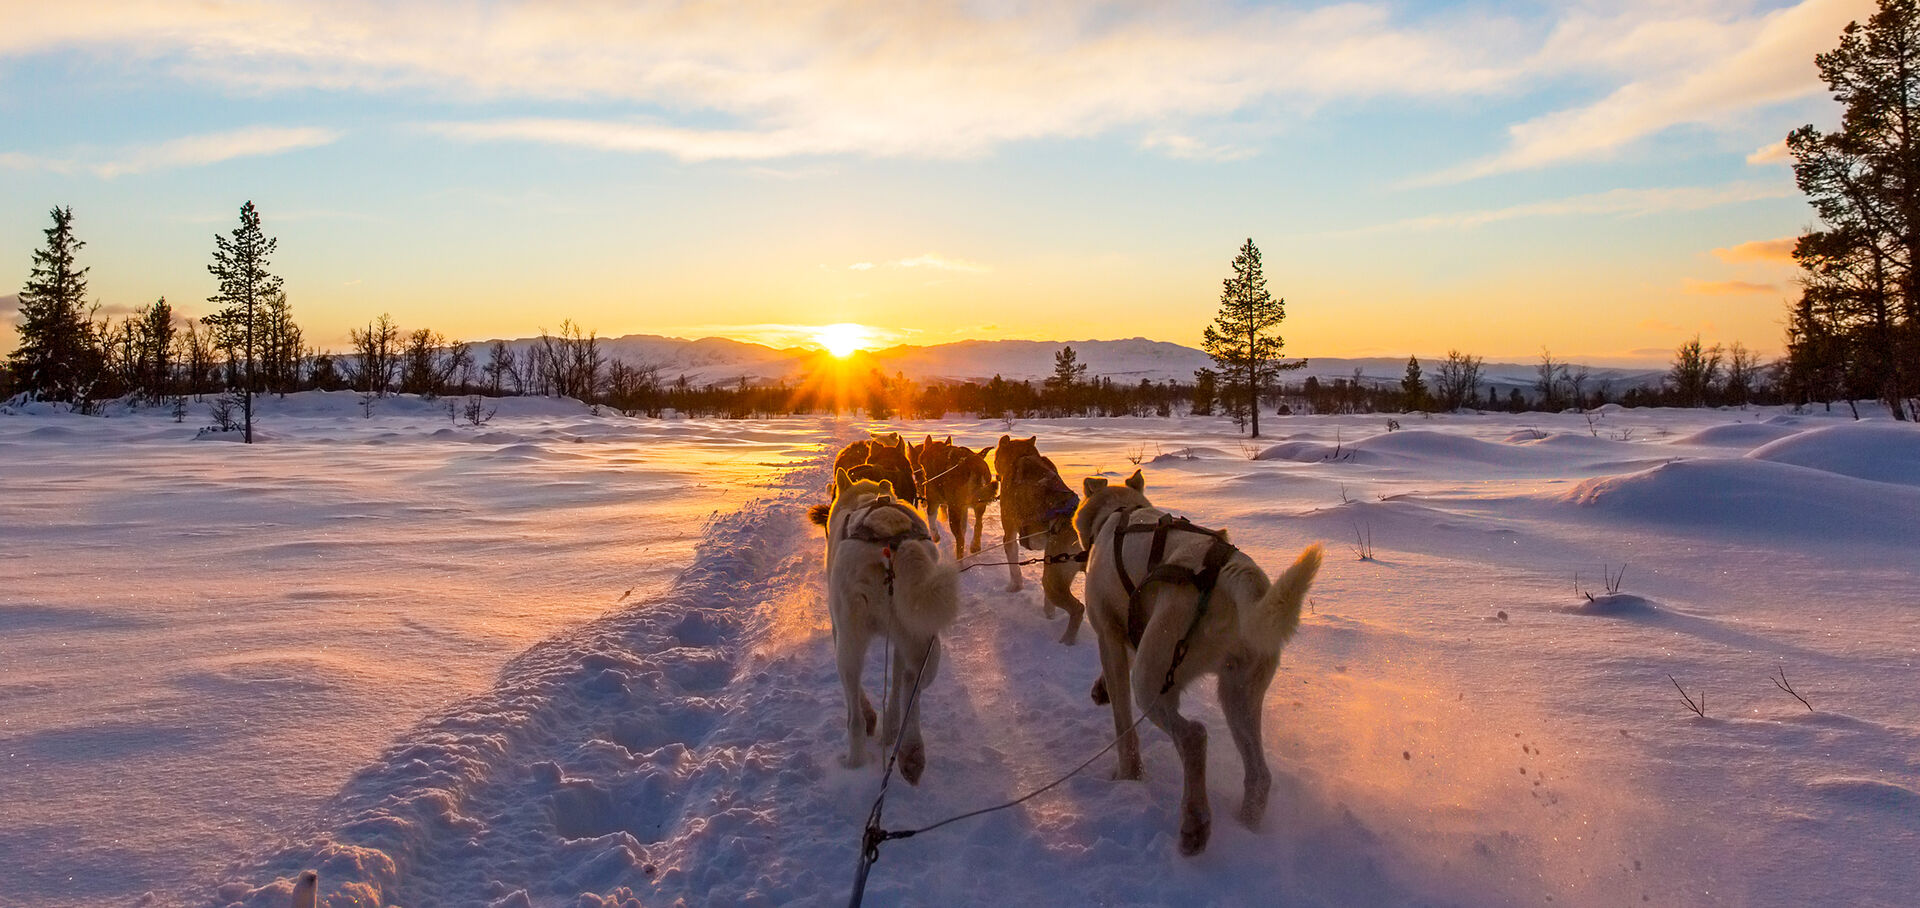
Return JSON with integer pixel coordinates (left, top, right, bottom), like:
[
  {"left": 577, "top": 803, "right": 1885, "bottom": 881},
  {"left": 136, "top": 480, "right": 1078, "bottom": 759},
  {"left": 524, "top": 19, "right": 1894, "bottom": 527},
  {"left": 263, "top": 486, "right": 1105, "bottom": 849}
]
[
  {"left": 969, "top": 504, "right": 986, "bottom": 556},
  {"left": 1094, "top": 629, "right": 1142, "bottom": 781},
  {"left": 947, "top": 502, "right": 967, "bottom": 561},
  {"left": 1002, "top": 530, "right": 1023, "bottom": 593},
  {"left": 836, "top": 625, "right": 871, "bottom": 769},
  {"left": 895, "top": 637, "right": 940, "bottom": 785},
  {"left": 1218, "top": 651, "right": 1279, "bottom": 829},
  {"left": 1132, "top": 594, "right": 1211, "bottom": 855},
  {"left": 1042, "top": 554, "right": 1083, "bottom": 645},
  {"left": 926, "top": 498, "right": 943, "bottom": 543}
]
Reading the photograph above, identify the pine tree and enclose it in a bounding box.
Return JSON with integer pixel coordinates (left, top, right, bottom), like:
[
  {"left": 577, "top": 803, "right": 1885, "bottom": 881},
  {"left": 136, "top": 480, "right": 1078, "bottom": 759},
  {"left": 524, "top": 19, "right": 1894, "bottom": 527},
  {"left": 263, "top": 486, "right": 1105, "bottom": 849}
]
[
  {"left": 139, "top": 298, "right": 176, "bottom": 402},
  {"left": 1202, "top": 238, "right": 1304, "bottom": 437},
  {"left": 9, "top": 206, "right": 102, "bottom": 404},
  {"left": 1400, "top": 356, "right": 1427, "bottom": 411},
  {"left": 204, "top": 201, "right": 284, "bottom": 442}
]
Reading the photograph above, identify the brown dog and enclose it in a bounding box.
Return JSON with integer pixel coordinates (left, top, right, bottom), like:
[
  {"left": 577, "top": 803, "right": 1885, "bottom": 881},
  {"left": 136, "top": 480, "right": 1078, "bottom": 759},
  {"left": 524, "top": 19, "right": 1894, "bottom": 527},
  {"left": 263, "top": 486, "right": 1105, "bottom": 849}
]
[
  {"left": 834, "top": 433, "right": 917, "bottom": 506},
  {"left": 993, "top": 435, "right": 1086, "bottom": 644},
  {"left": 911, "top": 436, "right": 997, "bottom": 559}
]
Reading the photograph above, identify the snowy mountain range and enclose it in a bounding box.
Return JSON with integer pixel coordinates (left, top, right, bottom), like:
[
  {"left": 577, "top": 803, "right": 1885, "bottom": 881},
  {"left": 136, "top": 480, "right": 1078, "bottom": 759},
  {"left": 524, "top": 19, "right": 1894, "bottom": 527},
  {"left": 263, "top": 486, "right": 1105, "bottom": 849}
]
[{"left": 484, "top": 334, "right": 1667, "bottom": 392}]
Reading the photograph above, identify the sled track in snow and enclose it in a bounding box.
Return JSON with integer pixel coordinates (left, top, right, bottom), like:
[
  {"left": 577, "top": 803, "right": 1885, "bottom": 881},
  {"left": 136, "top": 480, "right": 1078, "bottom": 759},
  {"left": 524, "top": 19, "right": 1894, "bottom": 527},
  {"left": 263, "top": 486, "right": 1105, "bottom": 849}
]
[{"left": 215, "top": 446, "right": 835, "bottom": 906}]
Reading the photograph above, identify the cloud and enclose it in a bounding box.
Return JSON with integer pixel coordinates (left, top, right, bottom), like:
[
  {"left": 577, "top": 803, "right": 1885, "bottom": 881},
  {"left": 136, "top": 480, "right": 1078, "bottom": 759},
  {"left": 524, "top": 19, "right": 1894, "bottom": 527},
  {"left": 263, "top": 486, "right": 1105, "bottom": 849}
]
[
  {"left": 1713, "top": 236, "right": 1797, "bottom": 263},
  {"left": 1138, "top": 132, "right": 1255, "bottom": 162},
  {"left": 1747, "top": 139, "right": 1791, "bottom": 165},
  {"left": 1422, "top": 0, "right": 1871, "bottom": 184},
  {"left": 0, "top": 293, "right": 18, "bottom": 317},
  {"left": 1683, "top": 278, "right": 1780, "bottom": 295},
  {"left": 4, "top": 2, "right": 1521, "bottom": 162},
  {"left": 847, "top": 262, "right": 875, "bottom": 271},
  {"left": 0, "top": 126, "right": 340, "bottom": 178},
  {"left": 1359, "top": 180, "right": 1793, "bottom": 233}
]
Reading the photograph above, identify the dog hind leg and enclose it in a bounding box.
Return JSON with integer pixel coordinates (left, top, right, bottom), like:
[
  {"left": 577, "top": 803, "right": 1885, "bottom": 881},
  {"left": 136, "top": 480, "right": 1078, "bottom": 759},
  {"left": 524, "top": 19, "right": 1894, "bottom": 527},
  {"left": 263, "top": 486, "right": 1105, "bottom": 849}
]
[
  {"left": 1218, "top": 650, "right": 1279, "bottom": 829},
  {"left": 894, "top": 636, "right": 941, "bottom": 785},
  {"left": 1094, "top": 627, "right": 1142, "bottom": 781},
  {"left": 1131, "top": 592, "right": 1211, "bottom": 855},
  {"left": 947, "top": 501, "right": 967, "bottom": 560},
  {"left": 836, "top": 622, "right": 872, "bottom": 769},
  {"left": 1042, "top": 552, "right": 1084, "bottom": 645}
]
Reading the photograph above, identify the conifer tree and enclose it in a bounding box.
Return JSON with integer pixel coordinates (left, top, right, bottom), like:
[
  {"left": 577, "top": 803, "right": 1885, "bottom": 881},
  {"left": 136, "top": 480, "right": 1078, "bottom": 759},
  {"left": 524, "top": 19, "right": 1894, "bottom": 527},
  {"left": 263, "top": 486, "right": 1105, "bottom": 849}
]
[
  {"left": 1202, "top": 238, "right": 1304, "bottom": 437},
  {"left": 1400, "top": 356, "right": 1427, "bottom": 411},
  {"left": 9, "top": 206, "right": 102, "bottom": 404},
  {"left": 204, "top": 201, "right": 284, "bottom": 442}
]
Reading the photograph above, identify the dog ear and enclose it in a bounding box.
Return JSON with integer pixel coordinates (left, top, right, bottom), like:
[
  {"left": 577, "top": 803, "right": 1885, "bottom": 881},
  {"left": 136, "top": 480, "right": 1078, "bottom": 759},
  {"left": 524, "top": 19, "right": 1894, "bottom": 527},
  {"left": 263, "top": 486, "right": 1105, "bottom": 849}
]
[
  {"left": 999, "top": 434, "right": 1011, "bottom": 446},
  {"left": 1084, "top": 476, "right": 1109, "bottom": 495},
  {"left": 1023, "top": 436, "right": 1036, "bottom": 445},
  {"left": 836, "top": 468, "right": 853, "bottom": 492},
  {"left": 944, "top": 435, "right": 952, "bottom": 444},
  {"left": 1124, "top": 469, "right": 1145, "bottom": 491},
  {"left": 878, "top": 479, "right": 896, "bottom": 499}
]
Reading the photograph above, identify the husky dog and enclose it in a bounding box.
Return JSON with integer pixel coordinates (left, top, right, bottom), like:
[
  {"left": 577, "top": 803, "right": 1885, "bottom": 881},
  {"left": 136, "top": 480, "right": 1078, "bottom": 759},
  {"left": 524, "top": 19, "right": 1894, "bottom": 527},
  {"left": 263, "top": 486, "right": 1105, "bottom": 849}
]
[
  {"left": 993, "top": 435, "right": 1087, "bottom": 644},
  {"left": 817, "top": 469, "right": 960, "bottom": 784},
  {"left": 911, "top": 435, "right": 997, "bottom": 558},
  {"left": 833, "top": 433, "right": 917, "bottom": 505},
  {"left": 1075, "top": 469, "right": 1323, "bottom": 855}
]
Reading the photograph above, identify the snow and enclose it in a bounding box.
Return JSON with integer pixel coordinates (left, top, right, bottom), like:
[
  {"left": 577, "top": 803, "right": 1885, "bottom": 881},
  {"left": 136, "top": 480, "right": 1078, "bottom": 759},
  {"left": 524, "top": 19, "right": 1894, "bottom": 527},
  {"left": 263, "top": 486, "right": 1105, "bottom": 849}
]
[{"left": 3, "top": 398, "right": 1916, "bottom": 907}]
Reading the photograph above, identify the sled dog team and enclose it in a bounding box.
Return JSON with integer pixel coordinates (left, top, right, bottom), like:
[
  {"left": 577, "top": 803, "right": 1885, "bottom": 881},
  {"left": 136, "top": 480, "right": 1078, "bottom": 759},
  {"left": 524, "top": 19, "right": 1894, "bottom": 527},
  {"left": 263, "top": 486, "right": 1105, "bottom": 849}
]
[{"left": 813, "top": 431, "right": 1324, "bottom": 855}]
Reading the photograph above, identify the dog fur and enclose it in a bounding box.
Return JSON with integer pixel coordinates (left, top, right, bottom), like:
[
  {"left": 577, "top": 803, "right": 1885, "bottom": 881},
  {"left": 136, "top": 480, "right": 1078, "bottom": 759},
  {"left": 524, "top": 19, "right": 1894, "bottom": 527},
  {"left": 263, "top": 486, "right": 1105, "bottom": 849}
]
[
  {"left": 832, "top": 433, "right": 917, "bottom": 505},
  {"left": 1074, "top": 469, "right": 1323, "bottom": 855},
  {"left": 821, "top": 469, "right": 959, "bottom": 784},
  {"left": 993, "top": 435, "right": 1087, "bottom": 644},
  {"left": 911, "top": 435, "right": 997, "bottom": 558}
]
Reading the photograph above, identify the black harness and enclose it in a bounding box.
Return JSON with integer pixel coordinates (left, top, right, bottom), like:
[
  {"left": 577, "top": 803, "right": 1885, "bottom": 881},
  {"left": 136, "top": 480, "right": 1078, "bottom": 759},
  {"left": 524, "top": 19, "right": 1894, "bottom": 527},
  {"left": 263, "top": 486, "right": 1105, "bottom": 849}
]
[{"left": 1104, "top": 510, "right": 1238, "bottom": 692}]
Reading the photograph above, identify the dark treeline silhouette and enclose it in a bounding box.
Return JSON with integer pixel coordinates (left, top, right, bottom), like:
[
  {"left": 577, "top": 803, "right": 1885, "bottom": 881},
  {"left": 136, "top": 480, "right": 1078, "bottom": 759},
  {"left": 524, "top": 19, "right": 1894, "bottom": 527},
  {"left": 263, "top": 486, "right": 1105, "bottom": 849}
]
[{"left": 5, "top": 209, "right": 1788, "bottom": 425}]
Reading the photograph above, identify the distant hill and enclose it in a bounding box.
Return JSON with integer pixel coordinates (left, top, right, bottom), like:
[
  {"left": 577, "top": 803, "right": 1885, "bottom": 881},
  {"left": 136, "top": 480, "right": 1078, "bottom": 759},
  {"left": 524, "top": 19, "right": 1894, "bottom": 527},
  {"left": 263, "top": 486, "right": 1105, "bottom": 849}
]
[{"left": 477, "top": 333, "right": 1665, "bottom": 393}]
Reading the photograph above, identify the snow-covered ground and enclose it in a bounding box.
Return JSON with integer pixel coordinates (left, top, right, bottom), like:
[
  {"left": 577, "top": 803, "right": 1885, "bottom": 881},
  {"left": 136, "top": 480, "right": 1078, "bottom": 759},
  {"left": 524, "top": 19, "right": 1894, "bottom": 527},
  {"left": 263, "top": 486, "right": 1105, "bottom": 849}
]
[{"left": 2, "top": 396, "right": 1915, "bottom": 907}]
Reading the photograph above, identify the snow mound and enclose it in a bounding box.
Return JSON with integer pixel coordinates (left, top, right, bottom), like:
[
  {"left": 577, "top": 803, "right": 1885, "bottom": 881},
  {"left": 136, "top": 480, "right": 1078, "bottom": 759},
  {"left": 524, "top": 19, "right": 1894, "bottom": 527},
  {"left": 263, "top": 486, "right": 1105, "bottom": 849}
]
[
  {"left": 1565, "top": 593, "right": 1659, "bottom": 617},
  {"left": 1672, "top": 423, "right": 1802, "bottom": 448},
  {"left": 1746, "top": 423, "right": 1920, "bottom": 486},
  {"left": 1807, "top": 777, "right": 1920, "bottom": 810},
  {"left": 1356, "top": 430, "right": 1525, "bottom": 465},
  {"left": 1253, "top": 440, "right": 1373, "bottom": 463},
  {"left": 1559, "top": 458, "right": 1920, "bottom": 544}
]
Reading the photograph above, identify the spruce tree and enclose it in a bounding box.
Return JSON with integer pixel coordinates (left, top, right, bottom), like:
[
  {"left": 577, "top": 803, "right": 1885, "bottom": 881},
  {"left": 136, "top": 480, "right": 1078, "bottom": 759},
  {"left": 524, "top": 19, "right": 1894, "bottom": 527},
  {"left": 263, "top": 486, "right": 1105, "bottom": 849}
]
[
  {"left": 205, "top": 201, "right": 284, "bottom": 442},
  {"left": 1202, "top": 238, "right": 1304, "bottom": 437},
  {"left": 1401, "top": 356, "right": 1426, "bottom": 411},
  {"left": 9, "top": 206, "right": 102, "bottom": 404}
]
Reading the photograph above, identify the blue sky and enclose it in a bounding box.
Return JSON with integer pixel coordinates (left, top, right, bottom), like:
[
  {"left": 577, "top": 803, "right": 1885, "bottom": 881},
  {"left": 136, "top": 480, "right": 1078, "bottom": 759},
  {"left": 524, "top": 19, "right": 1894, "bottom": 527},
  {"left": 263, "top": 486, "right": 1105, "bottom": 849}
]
[{"left": 0, "top": 0, "right": 1862, "bottom": 365}]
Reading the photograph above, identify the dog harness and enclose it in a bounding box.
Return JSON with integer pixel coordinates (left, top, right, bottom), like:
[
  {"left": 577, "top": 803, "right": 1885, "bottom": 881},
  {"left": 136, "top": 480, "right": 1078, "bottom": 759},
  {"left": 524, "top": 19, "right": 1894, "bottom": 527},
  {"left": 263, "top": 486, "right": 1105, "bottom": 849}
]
[
  {"left": 1105, "top": 510, "right": 1238, "bottom": 692},
  {"left": 841, "top": 497, "right": 933, "bottom": 551}
]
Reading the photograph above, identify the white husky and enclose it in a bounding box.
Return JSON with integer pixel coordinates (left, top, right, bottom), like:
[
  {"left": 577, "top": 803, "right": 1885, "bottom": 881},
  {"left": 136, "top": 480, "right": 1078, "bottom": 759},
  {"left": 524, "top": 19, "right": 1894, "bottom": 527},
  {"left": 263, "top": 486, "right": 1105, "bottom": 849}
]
[
  {"left": 1075, "top": 469, "right": 1323, "bottom": 855},
  {"left": 819, "top": 469, "right": 960, "bottom": 784}
]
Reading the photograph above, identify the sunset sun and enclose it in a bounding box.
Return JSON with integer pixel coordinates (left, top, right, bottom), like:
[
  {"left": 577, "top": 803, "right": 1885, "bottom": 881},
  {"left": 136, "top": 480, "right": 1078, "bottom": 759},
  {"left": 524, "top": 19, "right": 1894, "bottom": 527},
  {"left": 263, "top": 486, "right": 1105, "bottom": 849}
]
[{"left": 813, "top": 323, "right": 869, "bottom": 357}]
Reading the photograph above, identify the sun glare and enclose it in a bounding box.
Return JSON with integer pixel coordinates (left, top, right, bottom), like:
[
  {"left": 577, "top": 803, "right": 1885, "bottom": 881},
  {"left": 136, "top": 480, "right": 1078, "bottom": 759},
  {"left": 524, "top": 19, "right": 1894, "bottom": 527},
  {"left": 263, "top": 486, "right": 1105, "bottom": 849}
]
[{"left": 814, "top": 323, "right": 868, "bottom": 358}]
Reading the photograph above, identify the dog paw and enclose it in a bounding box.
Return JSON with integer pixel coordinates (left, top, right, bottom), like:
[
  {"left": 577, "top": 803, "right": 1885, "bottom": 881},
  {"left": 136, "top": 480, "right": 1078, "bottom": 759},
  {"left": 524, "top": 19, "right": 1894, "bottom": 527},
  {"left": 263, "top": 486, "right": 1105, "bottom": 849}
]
[
  {"left": 1178, "top": 815, "right": 1212, "bottom": 856},
  {"left": 840, "top": 752, "right": 867, "bottom": 770},
  {"left": 899, "top": 743, "right": 926, "bottom": 786},
  {"left": 1057, "top": 628, "right": 1078, "bottom": 646},
  {"left": 1090, "top": 676, "right": 1109, "bottom": 705},
  {"left": 1237, "top": 800, "right": 1266, "bottom": 830}
]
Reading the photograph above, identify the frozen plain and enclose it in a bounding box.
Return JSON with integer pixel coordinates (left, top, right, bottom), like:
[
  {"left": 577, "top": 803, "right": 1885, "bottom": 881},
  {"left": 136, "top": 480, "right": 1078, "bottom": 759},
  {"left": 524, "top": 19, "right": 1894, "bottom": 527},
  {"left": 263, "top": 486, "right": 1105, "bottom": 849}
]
[{"left": 0, "top": 393, "right": 1915, "bottom": 907}]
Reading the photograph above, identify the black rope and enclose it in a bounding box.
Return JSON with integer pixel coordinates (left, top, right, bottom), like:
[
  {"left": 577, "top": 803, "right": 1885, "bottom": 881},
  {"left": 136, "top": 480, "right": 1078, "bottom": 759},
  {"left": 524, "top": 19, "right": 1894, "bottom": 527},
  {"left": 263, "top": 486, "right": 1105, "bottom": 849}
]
[
  {"left": 956, "top": 550, "right": 1086, "bottom": 573},
  {"left": 848, "top": 635, "right": 937, "bottom": 908},
  {"left": 873, "top": 710, "right": 1150, "bottom": 846}
]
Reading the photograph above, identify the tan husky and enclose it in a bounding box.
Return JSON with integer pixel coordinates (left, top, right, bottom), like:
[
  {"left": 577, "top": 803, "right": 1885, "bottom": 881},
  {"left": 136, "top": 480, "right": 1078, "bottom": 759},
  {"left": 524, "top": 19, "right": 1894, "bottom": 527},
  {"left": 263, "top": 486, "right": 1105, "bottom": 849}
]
[
  {"left": 1075, "top": 469, "right": 1323, "bottom": 855},
  {"left": 993, "top": 435, "right": 1087, "bottom": 645},
  {"left": 819, "top": 469, "right": 959, "bottom": 784},
  {"left": 833, "top": 433, "right": 917, "bottom": 505},
  {"left": 911, "top": 436, "right": 997, "bottom": 559}
]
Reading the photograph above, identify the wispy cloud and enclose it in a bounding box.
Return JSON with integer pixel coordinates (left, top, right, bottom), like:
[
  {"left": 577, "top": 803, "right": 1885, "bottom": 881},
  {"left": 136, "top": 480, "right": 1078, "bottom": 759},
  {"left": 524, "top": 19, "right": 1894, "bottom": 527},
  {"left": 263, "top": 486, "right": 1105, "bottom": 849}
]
[
  {"left": 1713, "top": 236, "right": 1797, "bottom": 264},
  {"left": 1139, "top": 132, "right": 1255, "bottom": 162},
  {"left": 1747, "top": 139, "right": 1791, "bottom": 166},
  {"left": 1683, "top": 278, "right": 1781, "bottom": 295},
  {"left": 1420, "top": 0, "right": 1870, "bottom": 184},
  {"left": 0, "top": 126, "right": 340, "bottom": 178},
  {"left": 1357, "top": 181, "right": 1793, "bottom": 233}
]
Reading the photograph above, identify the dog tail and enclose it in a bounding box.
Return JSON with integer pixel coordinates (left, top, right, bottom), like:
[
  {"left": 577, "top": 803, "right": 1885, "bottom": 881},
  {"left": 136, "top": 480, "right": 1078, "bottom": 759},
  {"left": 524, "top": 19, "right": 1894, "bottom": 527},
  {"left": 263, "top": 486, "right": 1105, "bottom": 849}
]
[
  {"left": 891, "top": 539, "right": 960, "bottom": 638},
  {"left": 1238, "top": 544, "right": 1323, "bottom": 653},
  {"left": 807, "top": 503, "right": 831, "bottom": 527},
  {"left": 292, "top": 870, "right": 319, "bottom": 908}
]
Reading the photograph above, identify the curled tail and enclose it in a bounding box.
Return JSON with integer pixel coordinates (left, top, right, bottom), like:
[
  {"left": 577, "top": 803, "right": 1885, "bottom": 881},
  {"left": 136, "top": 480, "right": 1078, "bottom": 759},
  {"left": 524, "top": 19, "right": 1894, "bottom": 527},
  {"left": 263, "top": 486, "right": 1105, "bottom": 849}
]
[
  {"left": 891, "top": 539, "right": 960, "bottom": 638},
  {"left": 1239, "top": 544, "right": 1323, "bottom": 652}
]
